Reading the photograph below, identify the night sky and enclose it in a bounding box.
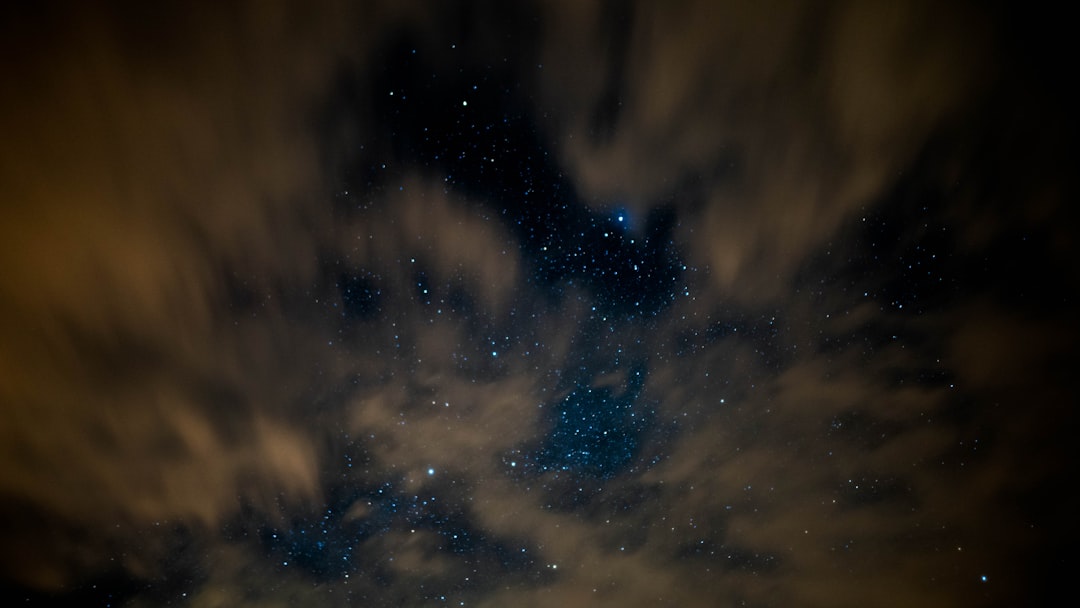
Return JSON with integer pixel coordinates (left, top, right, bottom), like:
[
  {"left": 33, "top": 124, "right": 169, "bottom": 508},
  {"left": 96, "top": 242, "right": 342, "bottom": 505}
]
[{"left": 2, "top": 2, "right": 1077, "bottom": 607}]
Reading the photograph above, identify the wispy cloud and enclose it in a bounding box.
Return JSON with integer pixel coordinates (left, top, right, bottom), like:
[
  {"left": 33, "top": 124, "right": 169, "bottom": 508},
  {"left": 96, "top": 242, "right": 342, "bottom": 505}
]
[{"left": 1, "top": 2, "right": 1074, "bottom": 606}]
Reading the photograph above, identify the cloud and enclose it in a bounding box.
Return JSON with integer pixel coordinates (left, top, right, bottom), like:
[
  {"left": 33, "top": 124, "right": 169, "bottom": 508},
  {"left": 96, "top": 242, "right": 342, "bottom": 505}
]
[
  {"left": 0, "top": 1, "right": 370, "bottom": 588},
  {"left": 537, "top": 0, "right": 992, "bottom": 306},
  {"left": 1, "top": 1, "right": 1074, "bottom": 606}
]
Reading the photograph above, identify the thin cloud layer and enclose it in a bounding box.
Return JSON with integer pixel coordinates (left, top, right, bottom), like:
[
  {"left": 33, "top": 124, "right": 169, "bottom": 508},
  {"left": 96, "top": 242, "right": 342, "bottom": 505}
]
[
  {"left": 540, "top": 0, "right": 993, "bottom": 305},
  {"left": 1, "top": 2, "right": 1075, "bottom": 607}
]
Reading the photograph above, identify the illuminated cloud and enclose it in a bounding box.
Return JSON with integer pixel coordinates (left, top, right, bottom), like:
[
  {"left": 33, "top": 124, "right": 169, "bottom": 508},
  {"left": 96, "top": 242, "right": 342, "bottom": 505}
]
[{"left": 0, "top": 2, "right": 1074, "bottom": 606}]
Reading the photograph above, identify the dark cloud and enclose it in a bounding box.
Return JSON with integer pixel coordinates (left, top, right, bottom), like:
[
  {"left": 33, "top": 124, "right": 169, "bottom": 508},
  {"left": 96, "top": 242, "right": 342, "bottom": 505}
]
[{"left": 2, "top": 1, "right": 1076, "bottom": 607}]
